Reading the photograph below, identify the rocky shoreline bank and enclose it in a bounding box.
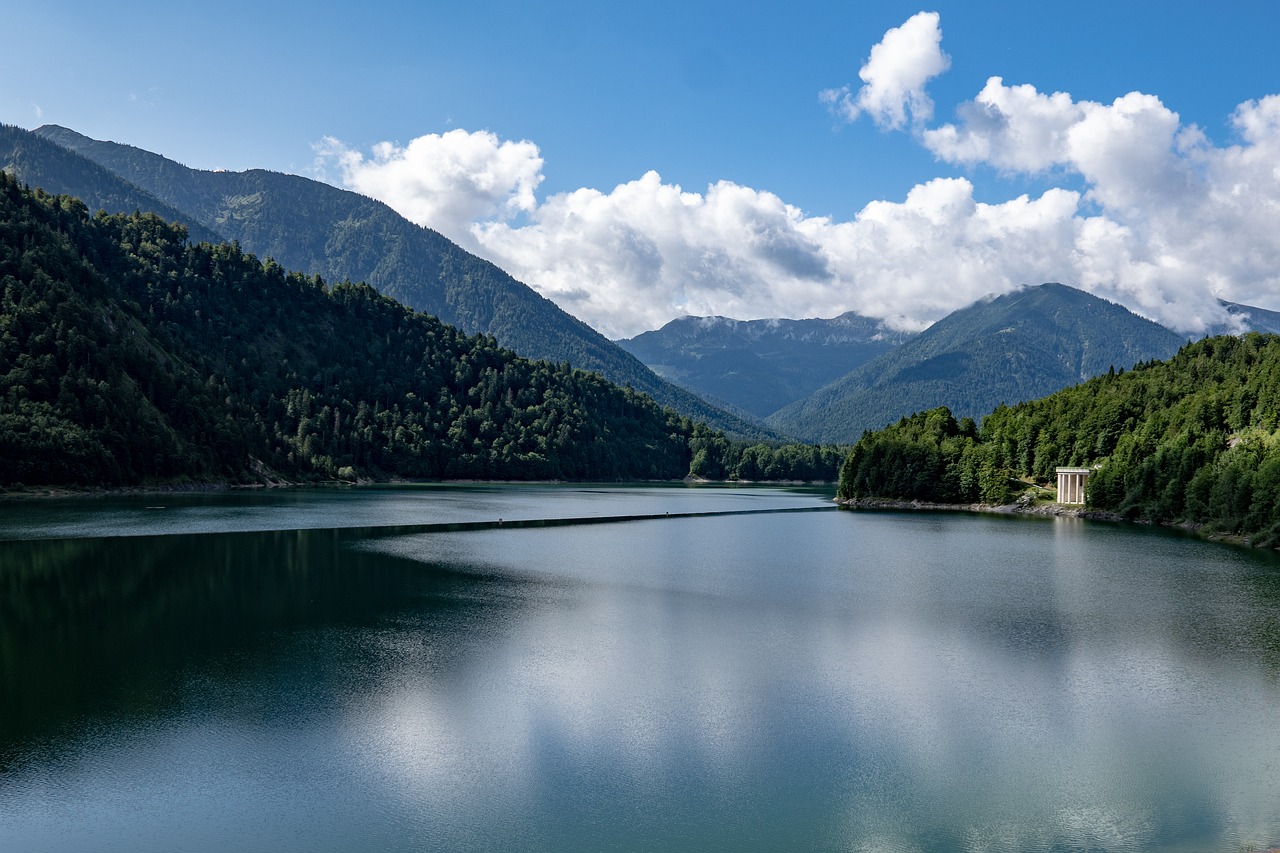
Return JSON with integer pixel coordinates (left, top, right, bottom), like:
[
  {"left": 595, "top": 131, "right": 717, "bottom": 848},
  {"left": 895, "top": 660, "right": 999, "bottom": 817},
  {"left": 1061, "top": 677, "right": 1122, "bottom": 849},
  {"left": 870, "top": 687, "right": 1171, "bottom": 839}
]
[
  {"left": 833, "top": 496, "right": 1271, "bottom": 548},
  {"left": 835, "top": 495, "right": 1118, "bottom": 521}
]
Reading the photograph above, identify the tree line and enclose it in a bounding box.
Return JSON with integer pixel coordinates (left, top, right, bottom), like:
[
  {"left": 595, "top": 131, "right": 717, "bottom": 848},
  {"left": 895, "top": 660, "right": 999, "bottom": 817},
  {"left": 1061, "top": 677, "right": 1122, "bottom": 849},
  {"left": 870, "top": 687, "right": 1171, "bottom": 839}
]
[
  {"left": 837, "top": 334, "right": 1280, "bottom": 546},
  {"left": 0, "top": 174, "right": 836, "bottom": 488}
]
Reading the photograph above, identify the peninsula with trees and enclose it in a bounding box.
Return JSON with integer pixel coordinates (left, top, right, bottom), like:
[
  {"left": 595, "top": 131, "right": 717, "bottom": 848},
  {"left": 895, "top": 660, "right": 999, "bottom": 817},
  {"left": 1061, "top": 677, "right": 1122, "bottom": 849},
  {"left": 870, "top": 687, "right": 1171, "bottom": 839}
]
[{"left": 838, "top": 333, "right": 1280, "bottom": 547}]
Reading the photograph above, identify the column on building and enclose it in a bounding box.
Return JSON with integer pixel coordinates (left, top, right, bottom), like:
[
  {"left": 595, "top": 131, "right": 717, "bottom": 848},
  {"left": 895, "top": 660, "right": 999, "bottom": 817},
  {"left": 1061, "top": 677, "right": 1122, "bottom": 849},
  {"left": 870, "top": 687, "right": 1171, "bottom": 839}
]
[{"left": 1055, "top": 467, "right": 1089, "bottom": 505}]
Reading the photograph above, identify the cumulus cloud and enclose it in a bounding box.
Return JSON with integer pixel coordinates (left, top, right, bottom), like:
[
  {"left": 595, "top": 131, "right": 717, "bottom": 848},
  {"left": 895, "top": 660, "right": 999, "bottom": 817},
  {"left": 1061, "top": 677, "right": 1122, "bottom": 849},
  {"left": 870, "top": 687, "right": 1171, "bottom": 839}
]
[
  {"left": 314, "top": 129, "right": 543, "bottom": 239},
  {"left": 920, "top": 78, "right": 1280, "bottom": 331},
  {"left": 820, "top": 11, "right": 950, "bottom": 130},
  {"left": 923, "top": 81, "right": 1190, "bottom": 213},
  {"left": 472, "top": 172, "right": 841, "bottom": 336},
  {"left": 920, "top": 77, "right": 1083, "bottom": 172},
  {"left": 314, "top": 15, "right": 1280, "bottom": 339},
  {"left": 317, "top": 130, "right": 1085, "bottom": 337}
]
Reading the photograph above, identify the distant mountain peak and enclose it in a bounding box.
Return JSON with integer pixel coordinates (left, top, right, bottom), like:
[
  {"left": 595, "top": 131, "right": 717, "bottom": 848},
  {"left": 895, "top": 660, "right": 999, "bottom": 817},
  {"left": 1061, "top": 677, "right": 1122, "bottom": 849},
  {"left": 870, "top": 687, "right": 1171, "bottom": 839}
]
[
  {"left": 618, "top": 310, "right": 913, "bottom": 419},
  {"left": 766, "top": 282, "right": 1187, "bottom": 443}
]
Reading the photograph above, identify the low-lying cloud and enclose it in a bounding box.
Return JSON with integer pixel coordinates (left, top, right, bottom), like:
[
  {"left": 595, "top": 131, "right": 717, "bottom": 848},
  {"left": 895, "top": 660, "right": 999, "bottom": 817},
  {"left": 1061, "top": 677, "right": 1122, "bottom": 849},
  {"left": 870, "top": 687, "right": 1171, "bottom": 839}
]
[{"left": 315, "top": 13, "right": 1280, "bottom": 340}]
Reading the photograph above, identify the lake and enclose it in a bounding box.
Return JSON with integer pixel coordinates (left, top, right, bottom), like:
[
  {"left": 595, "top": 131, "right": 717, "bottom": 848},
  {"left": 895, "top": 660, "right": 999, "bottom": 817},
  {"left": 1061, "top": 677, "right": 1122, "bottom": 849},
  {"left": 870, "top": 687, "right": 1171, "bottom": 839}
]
[{"left": 2, "top": 484, "right": 1279, "bottom": 852}]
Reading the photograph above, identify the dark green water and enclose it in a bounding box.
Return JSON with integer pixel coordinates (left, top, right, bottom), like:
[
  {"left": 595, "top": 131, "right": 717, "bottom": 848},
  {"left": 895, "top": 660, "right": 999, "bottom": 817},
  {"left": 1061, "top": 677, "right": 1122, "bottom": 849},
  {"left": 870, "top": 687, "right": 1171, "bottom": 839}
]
[{"left": 2, "top": 485, "right": 1279, "bottom": 852}]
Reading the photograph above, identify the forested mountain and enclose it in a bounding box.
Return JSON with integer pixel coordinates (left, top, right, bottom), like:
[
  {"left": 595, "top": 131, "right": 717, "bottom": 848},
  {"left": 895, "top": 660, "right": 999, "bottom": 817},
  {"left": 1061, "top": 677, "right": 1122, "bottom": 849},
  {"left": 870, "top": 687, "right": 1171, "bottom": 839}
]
[
  {"left": 11, "top": 124, "right": 774, "bottom": 439},
  {"left": 617, "top": 312, "right": 911, "bottom": 418},
  {"left": 768, "top": 283, "right": 1188, "bottom": 443},
  {"left": 838, "top": 333, "right": 1280, "bottom": 546},
  {"left": 0, "top": 124, "right": 225, "bottom": 245},
  {"left": 0, "top": 173, "right": 706, "bottom": 486},
  {"left": 1218, "top": 300, "right": 1280, "bottom": 335}
]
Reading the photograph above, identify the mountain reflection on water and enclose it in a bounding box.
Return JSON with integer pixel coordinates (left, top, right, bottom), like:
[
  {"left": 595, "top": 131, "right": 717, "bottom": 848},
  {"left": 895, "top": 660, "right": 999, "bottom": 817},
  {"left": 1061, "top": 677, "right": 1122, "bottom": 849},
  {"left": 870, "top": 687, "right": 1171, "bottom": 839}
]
[{"left": 1, "top": 485, "right": 1279, "bottom": 852}]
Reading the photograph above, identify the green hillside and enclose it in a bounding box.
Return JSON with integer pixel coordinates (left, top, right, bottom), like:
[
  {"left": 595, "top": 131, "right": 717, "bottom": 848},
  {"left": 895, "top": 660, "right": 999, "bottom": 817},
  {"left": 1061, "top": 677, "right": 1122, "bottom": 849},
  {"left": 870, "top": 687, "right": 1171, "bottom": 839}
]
[
  {"left": 1, "top": 124, "right": 225, "bottom": 245},
  {"left": 617, "top": 312, "right": 910, "bottom": 418},
  {"left": 0, "top": 173, "right": 702, "bottom": 486},
  {"left": 769, "top": 283, "right": 1187, "bottom": 443},
  {"left": 838, "top": 333, "right": 1280, "bottom": 545},
  {"left": 22, "top": 124, "right": 776, "bottom": 440}
]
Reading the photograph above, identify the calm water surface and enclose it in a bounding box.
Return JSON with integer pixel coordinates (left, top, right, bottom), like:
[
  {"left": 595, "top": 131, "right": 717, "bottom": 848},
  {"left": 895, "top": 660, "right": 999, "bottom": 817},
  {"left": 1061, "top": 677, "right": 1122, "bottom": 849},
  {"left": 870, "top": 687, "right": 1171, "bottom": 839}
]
[{"left": 1, "top": 484, "right": 1279, "bottom": 852}]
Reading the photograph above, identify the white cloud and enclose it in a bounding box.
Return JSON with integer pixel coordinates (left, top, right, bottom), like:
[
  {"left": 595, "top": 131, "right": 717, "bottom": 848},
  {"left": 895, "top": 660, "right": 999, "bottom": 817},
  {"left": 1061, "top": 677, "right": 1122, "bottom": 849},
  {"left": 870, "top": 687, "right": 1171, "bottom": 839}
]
[
  {"left": 820, "top": 11, "right": 950, "bottom": 130},
  {"left": 314, "top": 129, "right": 543, "bottom": 239},
  {"left": 921, "top": 79, "right": 1191, "bottom": 213},
  {"left": 920, "top": 76, "right": 1280, "bottom": 331},
  {"left": 920, "top": 77, "right": 1083, "bottom": 172},
  {"left": 810, "top": 180, "right": 1082, "bottom": 332},
  {"left": 314, "top": 15, "right": 1280, "bottom": 340},
  {"left": 317, "top": 130, "right": 1086, "bottom": 338},
  {"left": 473, "top": 172, "right": 842, "bottom": 337}
]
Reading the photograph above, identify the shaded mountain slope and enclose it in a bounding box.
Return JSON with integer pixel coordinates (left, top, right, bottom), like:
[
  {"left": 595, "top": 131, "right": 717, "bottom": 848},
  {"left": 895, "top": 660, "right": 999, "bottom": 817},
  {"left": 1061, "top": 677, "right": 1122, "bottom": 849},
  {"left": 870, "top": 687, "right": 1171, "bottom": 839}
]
[
  {"left": 1219, "top": 300, "right": 1280, "bottom": 335},
  {"left": 617, "top": 312, "right": 911, "bottom": 418},
  {"left": 0, "top": 124, "right": 225, "bottom": 245},
  {"left": 0, "top": 173, "right": 703, "bottom": 486},
  {"left": 767, "top": 283, "right": 1187, "bottom": 443},
  {"left": 22, "top": 124, "right": 775, "bottom": 439}
]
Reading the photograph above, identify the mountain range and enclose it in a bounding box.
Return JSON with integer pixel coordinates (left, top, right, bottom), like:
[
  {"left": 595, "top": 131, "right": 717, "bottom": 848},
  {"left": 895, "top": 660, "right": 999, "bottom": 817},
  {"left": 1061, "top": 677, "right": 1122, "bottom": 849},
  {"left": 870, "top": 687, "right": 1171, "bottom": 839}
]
[
  {"left": 0, "top": 123, "right": 777, "bottom": 440},
  {"left": 616, "top": 313, "right": 910, "bottom": 419},
  {"left": 615, "top": 283, "right": 1200, "bottom": 443},
  {"left": 8, "top": 122, "right": 1278, "bottom": 449},
  {"left": 765, "top": 283, "right": 1191, "bottom": 442}
]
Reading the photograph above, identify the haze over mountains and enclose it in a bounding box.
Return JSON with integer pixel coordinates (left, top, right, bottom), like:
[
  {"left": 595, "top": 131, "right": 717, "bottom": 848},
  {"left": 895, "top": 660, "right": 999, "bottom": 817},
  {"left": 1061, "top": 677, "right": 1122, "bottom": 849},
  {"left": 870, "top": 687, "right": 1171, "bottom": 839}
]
[{"left": 0, "top": 123, "right": 776, "bottom": 441}]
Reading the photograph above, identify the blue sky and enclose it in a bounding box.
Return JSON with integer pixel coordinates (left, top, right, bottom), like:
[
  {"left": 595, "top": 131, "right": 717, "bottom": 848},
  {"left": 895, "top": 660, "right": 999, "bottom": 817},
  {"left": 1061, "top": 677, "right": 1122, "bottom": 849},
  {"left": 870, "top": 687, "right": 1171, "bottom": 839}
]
[{"left": 5, "top": 2, "right": 1280, "bottom": 337}]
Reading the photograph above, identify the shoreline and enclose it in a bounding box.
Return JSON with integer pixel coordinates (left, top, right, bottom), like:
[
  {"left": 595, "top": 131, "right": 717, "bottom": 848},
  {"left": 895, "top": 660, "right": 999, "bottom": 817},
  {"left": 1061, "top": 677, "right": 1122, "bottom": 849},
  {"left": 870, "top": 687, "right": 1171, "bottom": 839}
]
[
  {"left": 834, "top": 496, "right": 1265, "bottom": 548},
  {"left": 835, "top": 496, "right": 1111, "bottom": 520},
  {"left": 0, "top": 476, "right": 836, "bottom": 502}
]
